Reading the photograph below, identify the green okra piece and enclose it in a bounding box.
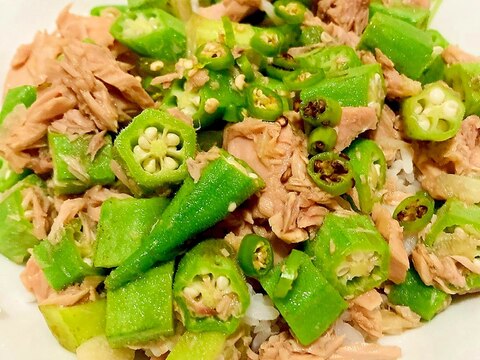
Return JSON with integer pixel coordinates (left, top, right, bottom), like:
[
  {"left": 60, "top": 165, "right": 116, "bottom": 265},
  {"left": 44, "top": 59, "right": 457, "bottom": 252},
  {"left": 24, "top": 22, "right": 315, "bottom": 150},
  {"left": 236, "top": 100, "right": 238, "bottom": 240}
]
[
  {"left": 0, "top": 175, "right": 45, "bottom": 264},
  {"left": 94, "top": 197, "right": 170, "bottom": 268},
  {"left": 344, "top": 139, "right": 387, "bottom": 214},
  {"left": 106, "top": 261, "right": 175, "bottom": 347},
  {"left": 0, "top": 85, "right": 37, "bottom": 124},
  {"left": 197, "top": 130, "right": 223, "bottom": 152},
  {"left": 424, "top": 199, "right": 480, "bottom": 293},
  {"left": 105, "top": 149, "right": 265, "bottom": 290},
  {"left": 300, "top": 64, "right": 385, "bottom": 116},
  {"left": 174, "top": 239, "right": 250, "bottom": 335},
  {"left": 445, "top": 62, "right": 480, "bottom": 116},
  {"left": 359, "top": 13, "right": 438, "bottom": 81},
  {"left": 260, "top": 250, "right": 347, "bottom": 345},
  {"left": 166, "top": 331, "right": 226, "bottom": 360},
  {"left": 295, "top": 45, "right": 362, "bottom": 77},
  {"left": 90, "top": 5, "right": 127, "bottom": 16},
  {"left": 400, "top": 81, "right": 465, "bottom": 142},
  {"left": 368, "top": 2, "right": 430, "bottom": 29},
  {"left": 113, "top": 109, "right": 196, "bottom": 195},
  {"left": 33, "top": 223, "right": 100, "bottom": 291},
  {"left": 49, "top": 132, "right": 115, "bottom": 195},
  {"left": 300, "top": 25, "right": 324, "bottom": 46},
  {"left": 40, "top": 299, "right": 106, "bottom": 352},
  {"left": 388, "top": 268, "right": 450, "bottom": 321},
  {"left": 306, "top": 213, "right": 390, "bottom": 298},
  {"left": 110, "top": 8, "right": 186, "bottom": 62}
]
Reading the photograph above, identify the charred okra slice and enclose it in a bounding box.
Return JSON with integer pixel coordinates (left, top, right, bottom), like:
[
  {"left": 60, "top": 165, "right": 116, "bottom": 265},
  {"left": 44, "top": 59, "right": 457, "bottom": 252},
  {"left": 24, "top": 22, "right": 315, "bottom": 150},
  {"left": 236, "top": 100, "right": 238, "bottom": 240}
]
[
  {"left": 359, "top": 13, "right": 438, "bottom": 81},
  {"left": 393, "top": 191, "right": 435, "bottom": 233},
  {"left": 105, "top": 149, "right": 264, "bottom": 290},
  {"left": 295, "top": 45, "right": 362, "bottom": 77},
  {"left": 300, "top": 64, "right": 385, "bottom": 116},
  {"left": 368, "top": 2, "right": 430, "bottom": 29},
  {"left": 300, "top": 96, "right": 342, "bottom": 127},
  {"left": 260, "top": 250, "right": 347, "bottom": 345},
  {"left": 401, "top": 81, "right": 465, "bottom": 141},
  {"left": 388, "top": 268, "right": 450, "bottom": 321},
  {"left": 113, "top": 109, "right": 196, "bottom": 195},
  {"left": 445, "top": 62, "right": 480, "bottom": 116},
  {"left": 345, "top": 139, "right": 387, "bottom": 214},
  {"left": 167, "top": 331, "right": 226, "bottom": 360},
  {"left": 106, "top": 261, "right": 175, "bottom": 347},
  {"left": 39, "top": 299, "right": 106, "bottom": 352},
  {"left": 306, "top": 213, "right": 390, "bottom": 298},
  {"left": 33, "top": 223, "right": 100, "bottom": 291},
  {"left": 307, "top": 152, "right": 354, "bottom": 196},
  {"left": 49, "top": 132, "right": 115, "bottom": 195},
  {"left": 110, "top": 8, "right": 186, "bottom": 62},
  {"left": 94, "top": 197, "right": 170, "bottom": 268},
  {"left": 0, "top": 175, "right": 45, "bottom": 264},
  {"left": 174, "top": 239, "right": 250, "bottom": 335}
]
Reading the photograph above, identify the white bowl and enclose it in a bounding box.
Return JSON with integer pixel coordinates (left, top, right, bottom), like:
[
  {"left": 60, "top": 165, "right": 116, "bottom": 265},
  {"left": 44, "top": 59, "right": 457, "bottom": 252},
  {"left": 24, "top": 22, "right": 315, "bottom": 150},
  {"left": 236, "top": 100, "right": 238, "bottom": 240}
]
[{"left": 0, "top": 1, "right": 479, "bottom": 359}]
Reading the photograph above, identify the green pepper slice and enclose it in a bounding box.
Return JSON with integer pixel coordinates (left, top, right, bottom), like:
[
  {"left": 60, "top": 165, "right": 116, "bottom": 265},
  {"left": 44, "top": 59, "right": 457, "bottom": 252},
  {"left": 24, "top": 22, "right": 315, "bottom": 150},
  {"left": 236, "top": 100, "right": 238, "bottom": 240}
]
[
  {"left": 246, "top": 84, "right": 284, "bottom": 121},
  {"left": 250, "top": 28, "right": 285, "bottom": 57},
  {"left": 300, "top": 96, "right": 342, "bottom": 127},
  {"left": 0, "top": 85, "right": 37, "bottom": 124},
  {"left": 237, "top": 234, "right": 273, "bottom": 278},
  {"left": 113, "top": 109, "right": 196, "bottom": 195},
  {"left": 274, "top": 0, "right": 307, "bottom": 25},
  {"left": 307, "top": 126, "right": 337, "bottom": 155},
  {"left": 196, "top": 41, "right": 234, "bottom": 71},
  {"left": 401, "top": 81, "right": 465, "bottom": 141},
  {"left": 283, "top": 69, "right": 325, "bottom": 91},
  {"left": 307, "top": 152, "right": 354, "bottom": 196},
  {"left": 174, "top": 239, "right": 250, "bottom": 335},
  {"left": 393, "top": 192, "right": 435, "bottom": 233},
  {"left": 300, "top": 26, "right": 324, "bottom": 46},
  {"left": 236, "top": 54, "right": 255, "bottom": 82},
  {"left": 345, "top": 139, "right": 387, "bottom": 214},
  {"left": 110, "top": 8, "right": 186, "bottom": 61}
]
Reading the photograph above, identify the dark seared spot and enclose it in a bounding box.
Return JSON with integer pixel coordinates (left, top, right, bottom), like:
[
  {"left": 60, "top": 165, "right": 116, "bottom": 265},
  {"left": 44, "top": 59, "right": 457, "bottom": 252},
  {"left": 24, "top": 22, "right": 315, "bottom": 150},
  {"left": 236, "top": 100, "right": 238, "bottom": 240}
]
[
  {"left": 314, "top": 159, "right": 348, "bottom": 183},
  {"left": 303, "top": 99, "right": 326, "bottom": 119}
]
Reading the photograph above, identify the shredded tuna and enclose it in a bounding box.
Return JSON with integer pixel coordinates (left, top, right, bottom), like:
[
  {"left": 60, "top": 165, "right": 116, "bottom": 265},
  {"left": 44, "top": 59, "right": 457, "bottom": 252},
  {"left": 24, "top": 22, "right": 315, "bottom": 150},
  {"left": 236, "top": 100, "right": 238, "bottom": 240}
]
[
  {"left": 87, "top": 130, "right": 107, "bottom": 160},
  {"left": 186, "top": 147, "right": 222, "bottom": 182},
  {"left": 224, "top": 118, "right": 336, "bottom": 243},
  {"left": 49, "top": 109, "right": 98, "bottom": 135},
  {"left": 442, "top": 45, "right": 480, "bottom": 65},
  {"left": 371, "top": 204, "right": 409, "bottom": 284},
  {"left": 185, "top": 68, "right": 210, "bottom": 91},
  {"left": 334, "top": 107, "right": 377, "bottom": 151},
  {"left": 257, "top": 329, "right": 400, "bottom": 360},
  {"left": 304, "top": 13, "right": 360, "bottom": 48},
  {"left": 167, "top": 107, "right": 194, "bottom": 127},
  {"left": 57, "top": 6, "right": 115, "bottom": 48},
  {"left": 380, "top": 304, "right": 422, "bottom": 335},
  {"left": 199, "top": 0, "right": 260, "bottom": 22},
  {"left": 369, "top": 105, "right": 404, "bottom": 163},
  {"left": 316, "top": 0, "right": 369, "bottom": 35},
  {"left": 347, "top": 290, "right": 383, "bottom": 340},
  {"left": 21, "top": 186, "right": 53, "bottom": 240},
  {"left": 48, "top": 198, "right": 86, "bottom": 243},
  {"left": 374, "top": 49, "right": 422, "bottom": 99},
  {"left": 20, "top": 257, "right": 102, "bottom": 306},
  {"left": 412, "top": 243, "right": 480, "bottom": 294}
]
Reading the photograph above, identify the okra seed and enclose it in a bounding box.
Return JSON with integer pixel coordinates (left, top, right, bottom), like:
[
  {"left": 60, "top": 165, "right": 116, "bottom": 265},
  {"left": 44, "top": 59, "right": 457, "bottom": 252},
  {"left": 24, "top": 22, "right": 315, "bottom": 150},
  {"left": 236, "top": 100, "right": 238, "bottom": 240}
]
[
  {"left": 163, "top": 156, "right": 179, "bottom": 170},
  {"left": 204, "top": 98, "right": 220, "bottom": 114},
  {"left": 143, "top": 158, "right": 157, "bottom": 173},
  {"left": 138, "top": 135, "right": 151, "bottom": 150},
  {"left": 234, "top": 74, "right": 246, "bottom": 91},
  {"left": 150, "top": 60, "right": 164, "bottom": 72},
  {"left": 133, "top": 145, "right": 148, "bottom": 161},
  {"left": 192, "top": 95, "right": 201, "bottom": 107},
  {"left": 166, "top": 133, "right": 181, "bottom": 147},
  {"left": 228, "top": 202, "right": 237, "bottom": 212},
  {"left": 417, "top": 115, "right": 431, "bottom": 130},
  {"left": 414, "top": 104, "right": 423, "bottom": 114},
  {"left": 144, "top": 127, "right": 158, "bottom": 140},
  {"left": 429, "top": 88, "right": 446, "bottom": 105},
  {"left": 184, "top": 286, "right": 201, "bottom": 298},
  {"left": 216, "top": 276, "right": 230, "bottom": 290},
  {"left": 443, "top": 100, "right": 459, "bottom": 118}
]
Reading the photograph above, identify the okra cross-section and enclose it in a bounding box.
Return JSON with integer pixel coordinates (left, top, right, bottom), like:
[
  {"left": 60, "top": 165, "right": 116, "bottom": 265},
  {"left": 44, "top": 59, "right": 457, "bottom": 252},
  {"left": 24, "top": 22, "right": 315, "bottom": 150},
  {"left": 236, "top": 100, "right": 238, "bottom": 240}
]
[
  {"left": 401, "top": 81, "right": 465, "bottom": 141},
  {"left": 445, "top": 62, "right": 480, "bottom": 117},
  {"left": 260, "top": 250, "right": 348, "bottom": 345},
  {"left": 105, "top": 149, "right": 264, "bottom": 290},
  {"left": 174, "top": 239, "right": 250, "bottom": 335},
  {"left": 49, "top": 132, "right": 115, "bottom": 195},
  {"left": 306, "top": 213, "right": 390, "bottom": 298},
  {"left": 113, "top": 109, "right": 196, "bottom": 195}
]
